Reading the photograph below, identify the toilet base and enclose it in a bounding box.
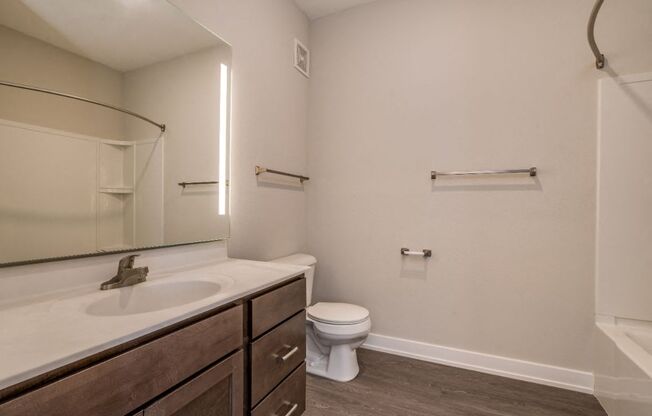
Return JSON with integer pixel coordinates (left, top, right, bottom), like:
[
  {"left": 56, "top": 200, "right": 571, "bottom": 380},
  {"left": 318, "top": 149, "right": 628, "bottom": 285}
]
[{"left": 306, "top": 343, "right": 361, "bottom": 382}]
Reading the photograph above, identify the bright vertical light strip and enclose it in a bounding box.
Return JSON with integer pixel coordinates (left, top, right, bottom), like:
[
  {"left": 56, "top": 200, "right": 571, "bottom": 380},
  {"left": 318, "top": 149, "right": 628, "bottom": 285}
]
[{"left": 218, "top": 63, "right": 228, "bottom": 215}]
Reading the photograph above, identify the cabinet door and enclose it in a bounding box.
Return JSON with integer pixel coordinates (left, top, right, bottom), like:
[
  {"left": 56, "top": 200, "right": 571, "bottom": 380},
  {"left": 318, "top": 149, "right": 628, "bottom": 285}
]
[{"left": 144, "top": 350, "right": 243, "bottom": 416}]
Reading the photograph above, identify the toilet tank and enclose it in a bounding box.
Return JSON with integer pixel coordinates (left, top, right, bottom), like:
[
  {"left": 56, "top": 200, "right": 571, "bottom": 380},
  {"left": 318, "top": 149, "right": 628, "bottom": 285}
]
[{"left": 271, "top": 253, "right": 316, "bottom": 305}]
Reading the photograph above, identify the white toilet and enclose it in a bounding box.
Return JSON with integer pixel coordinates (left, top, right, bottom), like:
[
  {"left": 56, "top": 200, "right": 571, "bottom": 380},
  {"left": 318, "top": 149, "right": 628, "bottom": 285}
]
[{"left": 272, "top": 253, "right": 371, "bottom": 382}]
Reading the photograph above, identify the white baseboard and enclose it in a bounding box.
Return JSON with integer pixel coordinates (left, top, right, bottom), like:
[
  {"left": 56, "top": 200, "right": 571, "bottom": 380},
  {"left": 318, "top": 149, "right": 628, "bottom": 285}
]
[{"left": 362, "top": 333, "right": 594, "bottom": 394}]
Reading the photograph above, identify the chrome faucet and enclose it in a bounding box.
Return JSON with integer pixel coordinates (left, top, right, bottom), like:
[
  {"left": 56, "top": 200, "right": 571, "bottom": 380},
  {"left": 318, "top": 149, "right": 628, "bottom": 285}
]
[{"left": 100, "top": 254, "right": 149, "bottom": 290}]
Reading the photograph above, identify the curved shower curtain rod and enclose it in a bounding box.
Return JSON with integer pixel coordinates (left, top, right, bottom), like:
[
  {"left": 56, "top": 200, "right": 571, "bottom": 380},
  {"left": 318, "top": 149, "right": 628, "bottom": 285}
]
[
  {"left": 588, "top": 0, "right": 606, "bottom": 69},
  {"left": 0, "top": 80, "right": 166, "bottom": 132}
]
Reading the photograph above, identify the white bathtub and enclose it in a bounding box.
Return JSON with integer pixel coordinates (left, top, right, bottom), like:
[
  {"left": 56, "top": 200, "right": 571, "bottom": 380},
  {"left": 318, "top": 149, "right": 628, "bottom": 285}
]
[{"left": 595, "top": 318, "right": 652, "bottom": 416}]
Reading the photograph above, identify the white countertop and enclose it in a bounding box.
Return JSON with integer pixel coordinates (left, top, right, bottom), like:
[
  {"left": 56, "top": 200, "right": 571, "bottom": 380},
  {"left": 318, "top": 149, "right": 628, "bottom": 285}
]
[{"left": 0, "top": 258, "right": 308, "bottom": 391}]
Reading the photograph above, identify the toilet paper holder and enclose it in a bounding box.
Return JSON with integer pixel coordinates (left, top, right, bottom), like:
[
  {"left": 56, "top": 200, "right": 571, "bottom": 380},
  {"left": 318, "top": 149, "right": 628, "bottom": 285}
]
[{"left": 401, "top": 248, "right": 432, "bottom": 258}]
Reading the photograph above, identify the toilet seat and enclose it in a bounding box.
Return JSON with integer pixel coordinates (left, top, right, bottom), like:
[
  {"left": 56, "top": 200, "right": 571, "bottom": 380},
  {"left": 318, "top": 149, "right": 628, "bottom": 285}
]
[
  {"left": 307, "top": 302, "right": 370, "bottom": 325},
  {"left": 309, "top": 317, "right": 371, "bottom": 337}
]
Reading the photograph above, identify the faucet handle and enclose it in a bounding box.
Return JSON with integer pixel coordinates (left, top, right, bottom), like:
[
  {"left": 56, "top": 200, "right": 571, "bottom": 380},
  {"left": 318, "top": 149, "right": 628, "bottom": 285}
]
[{"left": 117, "top": 254, "right": 139, "bottom": 272}]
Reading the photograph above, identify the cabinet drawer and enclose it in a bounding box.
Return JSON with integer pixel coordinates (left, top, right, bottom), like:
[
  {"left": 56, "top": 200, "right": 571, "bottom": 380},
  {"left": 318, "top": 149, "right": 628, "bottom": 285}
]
[
  {"left": 250, "top": 278, "right": 306, "bottom": 339},
  {"left": 251, "top": 311, "right": 306, "bottom": 406},
  {"left": 0, "top": 305, "right": 243, "bottom": 416},
  {"left": 252, "top": 363, "right": 306, "bottom": 416}
]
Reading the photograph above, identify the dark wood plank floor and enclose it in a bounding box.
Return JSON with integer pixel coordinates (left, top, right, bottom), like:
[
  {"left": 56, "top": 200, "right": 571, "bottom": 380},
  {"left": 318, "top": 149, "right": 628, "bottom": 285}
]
[{"left": 306, "top": 349, "right": 606, "bottom": 416}]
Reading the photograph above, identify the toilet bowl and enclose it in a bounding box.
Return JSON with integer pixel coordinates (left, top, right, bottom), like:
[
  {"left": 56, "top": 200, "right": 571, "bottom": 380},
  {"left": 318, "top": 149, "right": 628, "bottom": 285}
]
[{"left": 272, "top": 254, "right": 371, "bottom": 382}]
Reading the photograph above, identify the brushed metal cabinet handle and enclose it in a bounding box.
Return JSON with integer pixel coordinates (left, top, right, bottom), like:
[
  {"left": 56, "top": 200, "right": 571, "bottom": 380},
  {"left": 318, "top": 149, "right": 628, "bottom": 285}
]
[
  {"left": 275, "top": 402, "right": 298, "bottom": 416},
  {"left": 274, "top": 346, "right": 299, "bottom": 362}
]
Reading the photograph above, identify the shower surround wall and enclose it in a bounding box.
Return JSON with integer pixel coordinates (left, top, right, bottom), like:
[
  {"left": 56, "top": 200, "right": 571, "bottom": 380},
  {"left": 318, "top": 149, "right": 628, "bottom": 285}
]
[
  {"left": 594, "top": 72, "right": 652, "bottom": 415},
  {"left": 597, "top": 73, "right": 652, "bottom": 322},
  {"left": 306, "top": 0, "right": 652, "bottom": 385}
]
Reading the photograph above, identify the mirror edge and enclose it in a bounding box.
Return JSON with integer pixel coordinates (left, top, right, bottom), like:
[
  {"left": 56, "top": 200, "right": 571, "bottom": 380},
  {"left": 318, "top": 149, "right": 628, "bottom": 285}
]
[{"left": 0, "top": 239, "right": 227, "bottom": 268}]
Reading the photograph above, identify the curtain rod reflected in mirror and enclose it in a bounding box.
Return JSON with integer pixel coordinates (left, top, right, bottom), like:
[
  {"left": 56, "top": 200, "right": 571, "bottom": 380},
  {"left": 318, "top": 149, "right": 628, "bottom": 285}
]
[{"left": 0, "top": 80, "right": 166, "bottom": 132}]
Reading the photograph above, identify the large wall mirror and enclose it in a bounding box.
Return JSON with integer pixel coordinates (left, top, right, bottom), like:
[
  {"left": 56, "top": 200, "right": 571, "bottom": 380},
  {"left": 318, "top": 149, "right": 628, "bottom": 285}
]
[{"left": 0, "top": 0, "right": 231, "bottom": 266}]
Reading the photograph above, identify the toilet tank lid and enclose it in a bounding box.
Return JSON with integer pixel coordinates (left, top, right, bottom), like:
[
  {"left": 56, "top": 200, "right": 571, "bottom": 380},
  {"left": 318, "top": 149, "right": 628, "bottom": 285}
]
[{"left": 272, "top": 253, "right": 317, "bottom": 266}]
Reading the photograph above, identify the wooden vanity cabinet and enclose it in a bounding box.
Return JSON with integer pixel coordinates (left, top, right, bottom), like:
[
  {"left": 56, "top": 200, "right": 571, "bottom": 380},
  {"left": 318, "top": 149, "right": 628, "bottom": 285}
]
[
  {"left": 246, "top": 278, "right": 307, "bottom": 416},
  {"left": 0, "top": 276, "right": 307, "bottom": 416},
  {"left": 0, "top": 304, "right": 244, "bottom": 416}
]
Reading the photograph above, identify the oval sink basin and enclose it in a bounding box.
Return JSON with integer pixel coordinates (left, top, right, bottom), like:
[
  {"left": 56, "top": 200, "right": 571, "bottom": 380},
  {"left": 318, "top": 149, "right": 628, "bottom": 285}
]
[{"left": 86, "top": 280, "right": 223, "bottom": 316}]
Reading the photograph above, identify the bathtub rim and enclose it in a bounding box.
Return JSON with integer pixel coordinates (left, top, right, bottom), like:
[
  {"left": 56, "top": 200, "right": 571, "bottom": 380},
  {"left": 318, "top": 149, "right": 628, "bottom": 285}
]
[{"left": 597, "top": 315, "right": 652, "bottom": 379}]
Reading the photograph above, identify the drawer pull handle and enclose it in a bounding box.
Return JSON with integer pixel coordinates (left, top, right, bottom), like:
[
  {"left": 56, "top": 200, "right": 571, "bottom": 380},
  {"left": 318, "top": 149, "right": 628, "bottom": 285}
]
[
  {"left": 275, "top": 402, "right": 299, "bottom": 416},
  {"left": 274, "top": 345, "right": 299, "bottom": 362}
]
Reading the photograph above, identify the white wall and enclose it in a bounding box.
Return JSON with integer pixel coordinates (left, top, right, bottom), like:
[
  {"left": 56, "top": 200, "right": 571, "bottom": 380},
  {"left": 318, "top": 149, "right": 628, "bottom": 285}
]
[
  {"left": 171, "top": 0, "right": 310, "bottom": 260},
  {"left": 306, "top": 0, "right": 652, "bottom": 372},
  {"left": 597, "top": 73, "right": 652, "bottom": 322}
]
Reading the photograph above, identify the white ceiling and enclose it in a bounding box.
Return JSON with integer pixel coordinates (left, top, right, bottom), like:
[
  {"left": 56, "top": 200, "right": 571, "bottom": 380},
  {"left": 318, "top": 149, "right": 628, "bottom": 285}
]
[
  {"left": 0, "top": 0, "right": 226, "bottom": 72},
  {"left": 294, "top": 0, "right": 378, "bottom": 20}
]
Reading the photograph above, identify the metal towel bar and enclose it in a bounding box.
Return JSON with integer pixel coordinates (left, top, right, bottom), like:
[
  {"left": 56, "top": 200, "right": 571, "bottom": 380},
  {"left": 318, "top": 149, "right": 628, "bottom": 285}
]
[
  {"left": 255, "top": 166, "right": 309, "bottom": 183},
  {"left": 431, "top": 167, "right": 537, "bottom": 180},
  {"left": 178, "top": 181, "right": 221, "bottom": 188}
]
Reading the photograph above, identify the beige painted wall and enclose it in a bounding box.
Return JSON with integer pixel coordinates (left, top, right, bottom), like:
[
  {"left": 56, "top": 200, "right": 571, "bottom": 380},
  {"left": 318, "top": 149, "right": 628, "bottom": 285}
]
[
  {"left": 123, "top": 46, "right": 231, "bottom": 244},
  {"left": 0, "top": 25, "right": 125, "bottom": 140},
  {"left": 306, "top": 0, "right": 652, "bottom": 372},
  {"left": 171, "top": 0, "right": 310, "bottom": 260}
]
